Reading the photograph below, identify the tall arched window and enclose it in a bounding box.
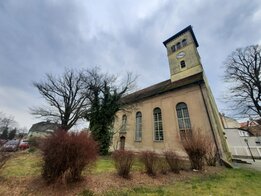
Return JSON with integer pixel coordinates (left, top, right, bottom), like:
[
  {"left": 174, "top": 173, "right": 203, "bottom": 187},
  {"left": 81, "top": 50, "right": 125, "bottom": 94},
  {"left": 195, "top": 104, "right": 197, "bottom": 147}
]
[
  {"left": 176, "top": 103, "right": 191, "bottom": 139},
  {"left": 153, "top": 107, "right": 164, "bottom": 141},
  {"left": 171, "top": 45, "right": 176, "bottom": 52},
  {"left": 135, "top": 112, "right": 142, "bottom": 141},
  {"left": 121, "top": 114, "right": 127, "bottom": 132},
  {"left": 182, "top": 39, "right": 187, "bottom": 47},
  {"left": 176, "top": 42, "right": 181, "bottom": 50}
]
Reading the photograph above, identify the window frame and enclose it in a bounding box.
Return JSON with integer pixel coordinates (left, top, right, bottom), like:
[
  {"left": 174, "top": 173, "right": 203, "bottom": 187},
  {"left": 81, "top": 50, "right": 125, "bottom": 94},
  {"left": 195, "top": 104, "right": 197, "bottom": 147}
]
[
  {"left": 182, "top": 39, "right": 187, "bottom": 47},
  {"left": 135, "top": 112, "right": 142, "bottom": 141},
  {"left": 180, "top": 60, "right": 186, "bottom": 69},
  {"left": 171, "top": 45, "right": 176, "bottom": 52},
  {"left": 153, "top": 107, "right": 164, "bottom": 141},
  {"left": 121, "top": 114, "right": 127, "bottom": 133},
  {"left": 176, "top": 103, "right": 192, "bottom": 140},
  {"left": 176, "top": 42, "right": 181, "bottom": 50}
]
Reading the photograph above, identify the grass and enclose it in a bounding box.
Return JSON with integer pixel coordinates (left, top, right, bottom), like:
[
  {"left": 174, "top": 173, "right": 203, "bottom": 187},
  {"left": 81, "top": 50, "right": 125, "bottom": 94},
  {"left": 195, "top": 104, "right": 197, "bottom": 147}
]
[
  {"left": 1, "top": 152, "right": 117, "bottom": 177},
  {"left": 93, "top": 156, "right": 143, "bottom": 174},
  {"left": 92, "top": 156, "right": 115, "bottom": 174},
  {"left": 1, "top": 151, "right": 261, "bottom": 195},
  {"left": 105, "top": 169, "right": 261, "bottom": 196},
  {"left": 0, "top": 151, "right": 42, "bottom": 177}
]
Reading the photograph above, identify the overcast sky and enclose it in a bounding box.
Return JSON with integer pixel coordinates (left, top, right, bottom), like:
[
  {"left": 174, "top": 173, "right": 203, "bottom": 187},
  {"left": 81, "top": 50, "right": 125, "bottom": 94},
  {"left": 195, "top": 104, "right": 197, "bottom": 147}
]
[{"left": 0, "top": 0, "right": 261, "bottom": 130}]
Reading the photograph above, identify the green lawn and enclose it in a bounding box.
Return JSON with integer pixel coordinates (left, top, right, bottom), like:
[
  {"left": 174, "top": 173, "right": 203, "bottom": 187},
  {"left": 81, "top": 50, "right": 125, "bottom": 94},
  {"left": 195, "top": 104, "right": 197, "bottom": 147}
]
[
  {"left": 0, "top": 151, "right": 144, "bottom": 177},
  {"left": 105, "top": 169, "right": 261, "bottom": 196},
  {"left": 1, "top": 151, "right": 261, "bottom": 195},
  {"left": 0, "top": 151, "right": 42, "bottom": 177},
  {"left": 91, "top": 156, "right": 115, "bottom": 174}
]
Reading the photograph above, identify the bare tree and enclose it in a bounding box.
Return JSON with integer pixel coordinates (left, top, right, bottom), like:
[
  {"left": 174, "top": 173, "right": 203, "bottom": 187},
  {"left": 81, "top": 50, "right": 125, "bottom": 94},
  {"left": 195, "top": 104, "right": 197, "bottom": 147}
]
[
  {"left": 0, "top": 112, "right": 17, "bottom": 140},
  {"left": 0, "top": 112, "right": 16, "bottom": 129},
  {"left": 31, "top": 69, "right": 89, "bottom": 131},
  {"left": 224, "top": 45, "right": 261, "bottom": 118}
]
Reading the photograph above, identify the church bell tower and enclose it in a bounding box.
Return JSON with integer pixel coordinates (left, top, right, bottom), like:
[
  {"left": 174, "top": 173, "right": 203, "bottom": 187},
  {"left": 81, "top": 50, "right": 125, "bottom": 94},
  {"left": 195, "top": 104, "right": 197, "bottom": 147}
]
[{"left": 163, "top": 25, "right": 203, "bottom": 82}]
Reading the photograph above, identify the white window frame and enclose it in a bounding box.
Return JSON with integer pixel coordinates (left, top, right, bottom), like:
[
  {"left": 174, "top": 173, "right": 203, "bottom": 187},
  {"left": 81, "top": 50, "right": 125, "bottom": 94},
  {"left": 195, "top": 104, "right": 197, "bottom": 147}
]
[
  {"left": 176, "top": 102, "right": 191, "bottom": 139},
  {"left": 135, "top": 112, "right": 142, "bottom": 141},
  {"left": 153, "top": 107, "right": 164, "bottom": 141}
]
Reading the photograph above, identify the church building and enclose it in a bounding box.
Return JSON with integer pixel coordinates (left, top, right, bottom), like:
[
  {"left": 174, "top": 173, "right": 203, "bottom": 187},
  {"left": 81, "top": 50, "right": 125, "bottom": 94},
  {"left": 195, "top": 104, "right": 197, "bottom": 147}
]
[{"left": 112, "top": 26, "right": 229, "bottom": 160}]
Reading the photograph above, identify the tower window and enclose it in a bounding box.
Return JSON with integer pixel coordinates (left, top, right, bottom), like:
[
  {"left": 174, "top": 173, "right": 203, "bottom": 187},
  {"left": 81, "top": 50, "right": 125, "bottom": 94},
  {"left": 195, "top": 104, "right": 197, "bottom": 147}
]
[
  {"left": 153, "top": 107, "right": 164, "bottom": 141},
  {"left": 176, "top": 42, "right": 181, "bottom": 50},
  {"left": 171, "top": 45, "right": 176, "bottom": 52},
  {"left": 182, "top": 39, "right": 187, "bottom": 47},
  {"left": 180, "top": 60, "right": 186, "bottom": 68}
]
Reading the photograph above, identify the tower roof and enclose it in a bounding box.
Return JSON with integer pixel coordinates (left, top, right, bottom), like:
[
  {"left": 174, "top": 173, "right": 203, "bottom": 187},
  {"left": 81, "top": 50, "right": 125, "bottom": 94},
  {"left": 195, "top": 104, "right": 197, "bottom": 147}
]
[{"left": 163, "top": 25, "right": 199, "bottom": 47}]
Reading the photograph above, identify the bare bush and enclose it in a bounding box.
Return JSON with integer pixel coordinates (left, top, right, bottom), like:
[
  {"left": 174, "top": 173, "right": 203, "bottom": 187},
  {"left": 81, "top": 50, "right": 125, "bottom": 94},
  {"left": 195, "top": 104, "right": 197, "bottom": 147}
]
[
  {"left": 41, "top": 130, "right": 98, "bottom": 184},
  {"left": 205, "top": 142, "right": 217, "bottom": 166},
  {"left": 112, "top": 150, "right": 134, "bottom": 178},
  {"left": 182, "top": 131, "right": 210, "bottom": 170},
  {"left": 157, "top": 157, "right": 169, "bottom": 175},
  {"left": 164, "top": 151, "right": 181, "bottom": 173},
  {"left": 140, "top": 151, "right": 158, "bottom": 176}
]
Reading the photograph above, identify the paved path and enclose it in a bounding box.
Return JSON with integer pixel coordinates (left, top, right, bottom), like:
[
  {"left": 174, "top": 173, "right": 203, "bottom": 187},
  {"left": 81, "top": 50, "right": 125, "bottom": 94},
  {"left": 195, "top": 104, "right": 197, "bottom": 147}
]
[{"left": 233, "top": 159, "right": 261, "bottom": 171}]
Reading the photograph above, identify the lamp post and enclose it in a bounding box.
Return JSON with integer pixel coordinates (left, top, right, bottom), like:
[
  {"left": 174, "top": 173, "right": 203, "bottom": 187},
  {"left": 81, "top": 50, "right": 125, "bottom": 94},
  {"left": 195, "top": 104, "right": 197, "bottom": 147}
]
[{"left": 244, "top": 138, "right": 255, "bottom": 162}]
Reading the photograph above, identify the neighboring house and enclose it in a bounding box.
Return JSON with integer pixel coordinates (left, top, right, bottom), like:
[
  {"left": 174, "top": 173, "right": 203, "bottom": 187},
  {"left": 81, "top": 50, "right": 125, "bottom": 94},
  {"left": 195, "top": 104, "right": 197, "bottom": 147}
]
[
  {"left": 220, "top": 114, "right": 241, "bottom": 129},
  {"left": 240, "top": 121, "right": 259, "bottom": 128},
  {"left": 246, "top": 125, "right": 261, "bottom": 137},
  {"left": 222, "top": 115, "right": 261, "bottom": 159},
  {"left": 28, "top": 121, "right": 60, "bottom": 138},
  {"left": 240, "top": 120, "right": 261, "bottom": 137},
  {"left": 111, "top": 26, "right": 229, "bottom": 161}
]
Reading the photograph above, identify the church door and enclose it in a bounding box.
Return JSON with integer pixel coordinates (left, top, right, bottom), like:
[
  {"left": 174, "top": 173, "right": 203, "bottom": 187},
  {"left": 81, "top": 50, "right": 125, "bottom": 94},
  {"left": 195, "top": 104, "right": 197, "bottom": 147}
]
[{"left": 120, "top": 136, "right": 125, "bottom": 150}]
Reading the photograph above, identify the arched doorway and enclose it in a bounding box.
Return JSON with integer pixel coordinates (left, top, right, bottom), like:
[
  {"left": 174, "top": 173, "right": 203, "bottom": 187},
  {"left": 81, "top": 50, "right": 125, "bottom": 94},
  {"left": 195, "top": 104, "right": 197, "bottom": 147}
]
[{"left": 120, "top": 136, "right": 125, "bottom": 150}]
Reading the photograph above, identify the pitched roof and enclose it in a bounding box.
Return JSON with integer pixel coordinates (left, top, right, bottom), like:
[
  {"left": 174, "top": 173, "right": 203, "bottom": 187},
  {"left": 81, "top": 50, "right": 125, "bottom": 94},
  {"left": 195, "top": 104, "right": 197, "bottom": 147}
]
[
  {"left": 241, "top": 125, "right": 261, "bottom": 137},
  {"left": 163, "top": 25, "right": 199, "bottom": 47},
  {"left": 122, "top": 73, "right": 203, "bottom": 104},
  {"left": 240, "top": 121, "right": 259, "bottom": 127},
  {"left": 28, "top": 121, "right": 60, "bottom": 133}
]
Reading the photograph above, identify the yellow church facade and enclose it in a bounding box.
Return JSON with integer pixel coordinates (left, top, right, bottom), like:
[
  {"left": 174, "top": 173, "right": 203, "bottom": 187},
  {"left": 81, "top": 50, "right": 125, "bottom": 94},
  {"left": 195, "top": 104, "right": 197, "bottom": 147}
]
[{"left": 112, "top": 26, "right": 229, "bottom": 161}]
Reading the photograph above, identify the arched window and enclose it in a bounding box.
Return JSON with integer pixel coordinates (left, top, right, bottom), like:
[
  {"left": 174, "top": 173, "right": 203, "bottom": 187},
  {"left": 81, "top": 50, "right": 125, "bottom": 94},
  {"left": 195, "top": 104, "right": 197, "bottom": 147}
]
[
  {"left": 182, "top": 39, "right": 187, "bottom": 47},
  {"left": 176, "top": 42, "right": 181, "bottom": 50},
  {"left": 153, "top": 107, "right": 164, "bottom": 141},
  {"left": 176, "top": 103, "right": 191, "bottom": 139},
  {"left": 171, "top": 45, "right": 176, "bottom": 52},
  {"left": 121, "top": 114, "right": 127, "bottom": 132},
  {"left": 180, "top": 60, "right": 186, "bottom": 68},
  {"left": 135, "top": 112, "right": 142, "bottom": 141}
]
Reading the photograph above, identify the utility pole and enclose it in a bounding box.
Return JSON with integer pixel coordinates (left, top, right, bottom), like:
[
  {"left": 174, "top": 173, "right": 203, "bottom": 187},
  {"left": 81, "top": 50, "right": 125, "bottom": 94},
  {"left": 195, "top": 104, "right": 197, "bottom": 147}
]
[{"left": 244, "top": 138, "right": 255, "bottom": 162}]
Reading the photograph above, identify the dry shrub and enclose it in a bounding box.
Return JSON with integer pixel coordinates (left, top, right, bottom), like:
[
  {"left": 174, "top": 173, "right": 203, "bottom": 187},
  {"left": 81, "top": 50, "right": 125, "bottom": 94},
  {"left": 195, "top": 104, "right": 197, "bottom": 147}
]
[
  {"left": 164, "top": 151, "right": 181, "bottom": 173},
  {"left": 205, "top": 142, "right": 217, "bottom": 166},
  {"left": 112, "top": 150, "right": 134, "bottom": 178},
  {"left": 41, "top": 130, "right": 98, "bottom": 184},
  {"left": 140, "top": 151, "right": 158, "bottom": 176},
  {"left": 157, "top": 157, "right": 169, "bottom": 175},
  {"left": 182, "top": 130, "right": 210, "bottom": 170}
]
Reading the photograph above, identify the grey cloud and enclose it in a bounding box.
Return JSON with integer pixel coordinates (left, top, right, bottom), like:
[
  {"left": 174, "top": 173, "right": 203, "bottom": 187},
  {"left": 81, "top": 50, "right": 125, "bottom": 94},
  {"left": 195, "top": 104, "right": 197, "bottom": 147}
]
[
  {"left": 0, "top": 1, "right": 87, "bottom": 89},
  {"left": 0, "top": 0, "right": 261, "bottom": 127}
]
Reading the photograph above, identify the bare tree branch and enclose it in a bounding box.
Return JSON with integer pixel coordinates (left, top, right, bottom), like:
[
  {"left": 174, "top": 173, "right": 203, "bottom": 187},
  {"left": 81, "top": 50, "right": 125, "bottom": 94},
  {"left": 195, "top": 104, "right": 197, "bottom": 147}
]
[
  {"left": 31, "top": 69, "right": 89, "bottom": 131},
  {"left": 224, "top": 45, "right": 261, "bottom": 118},
  {"left": 0, "top": 112, "right": 17, "bottom": 129}
]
